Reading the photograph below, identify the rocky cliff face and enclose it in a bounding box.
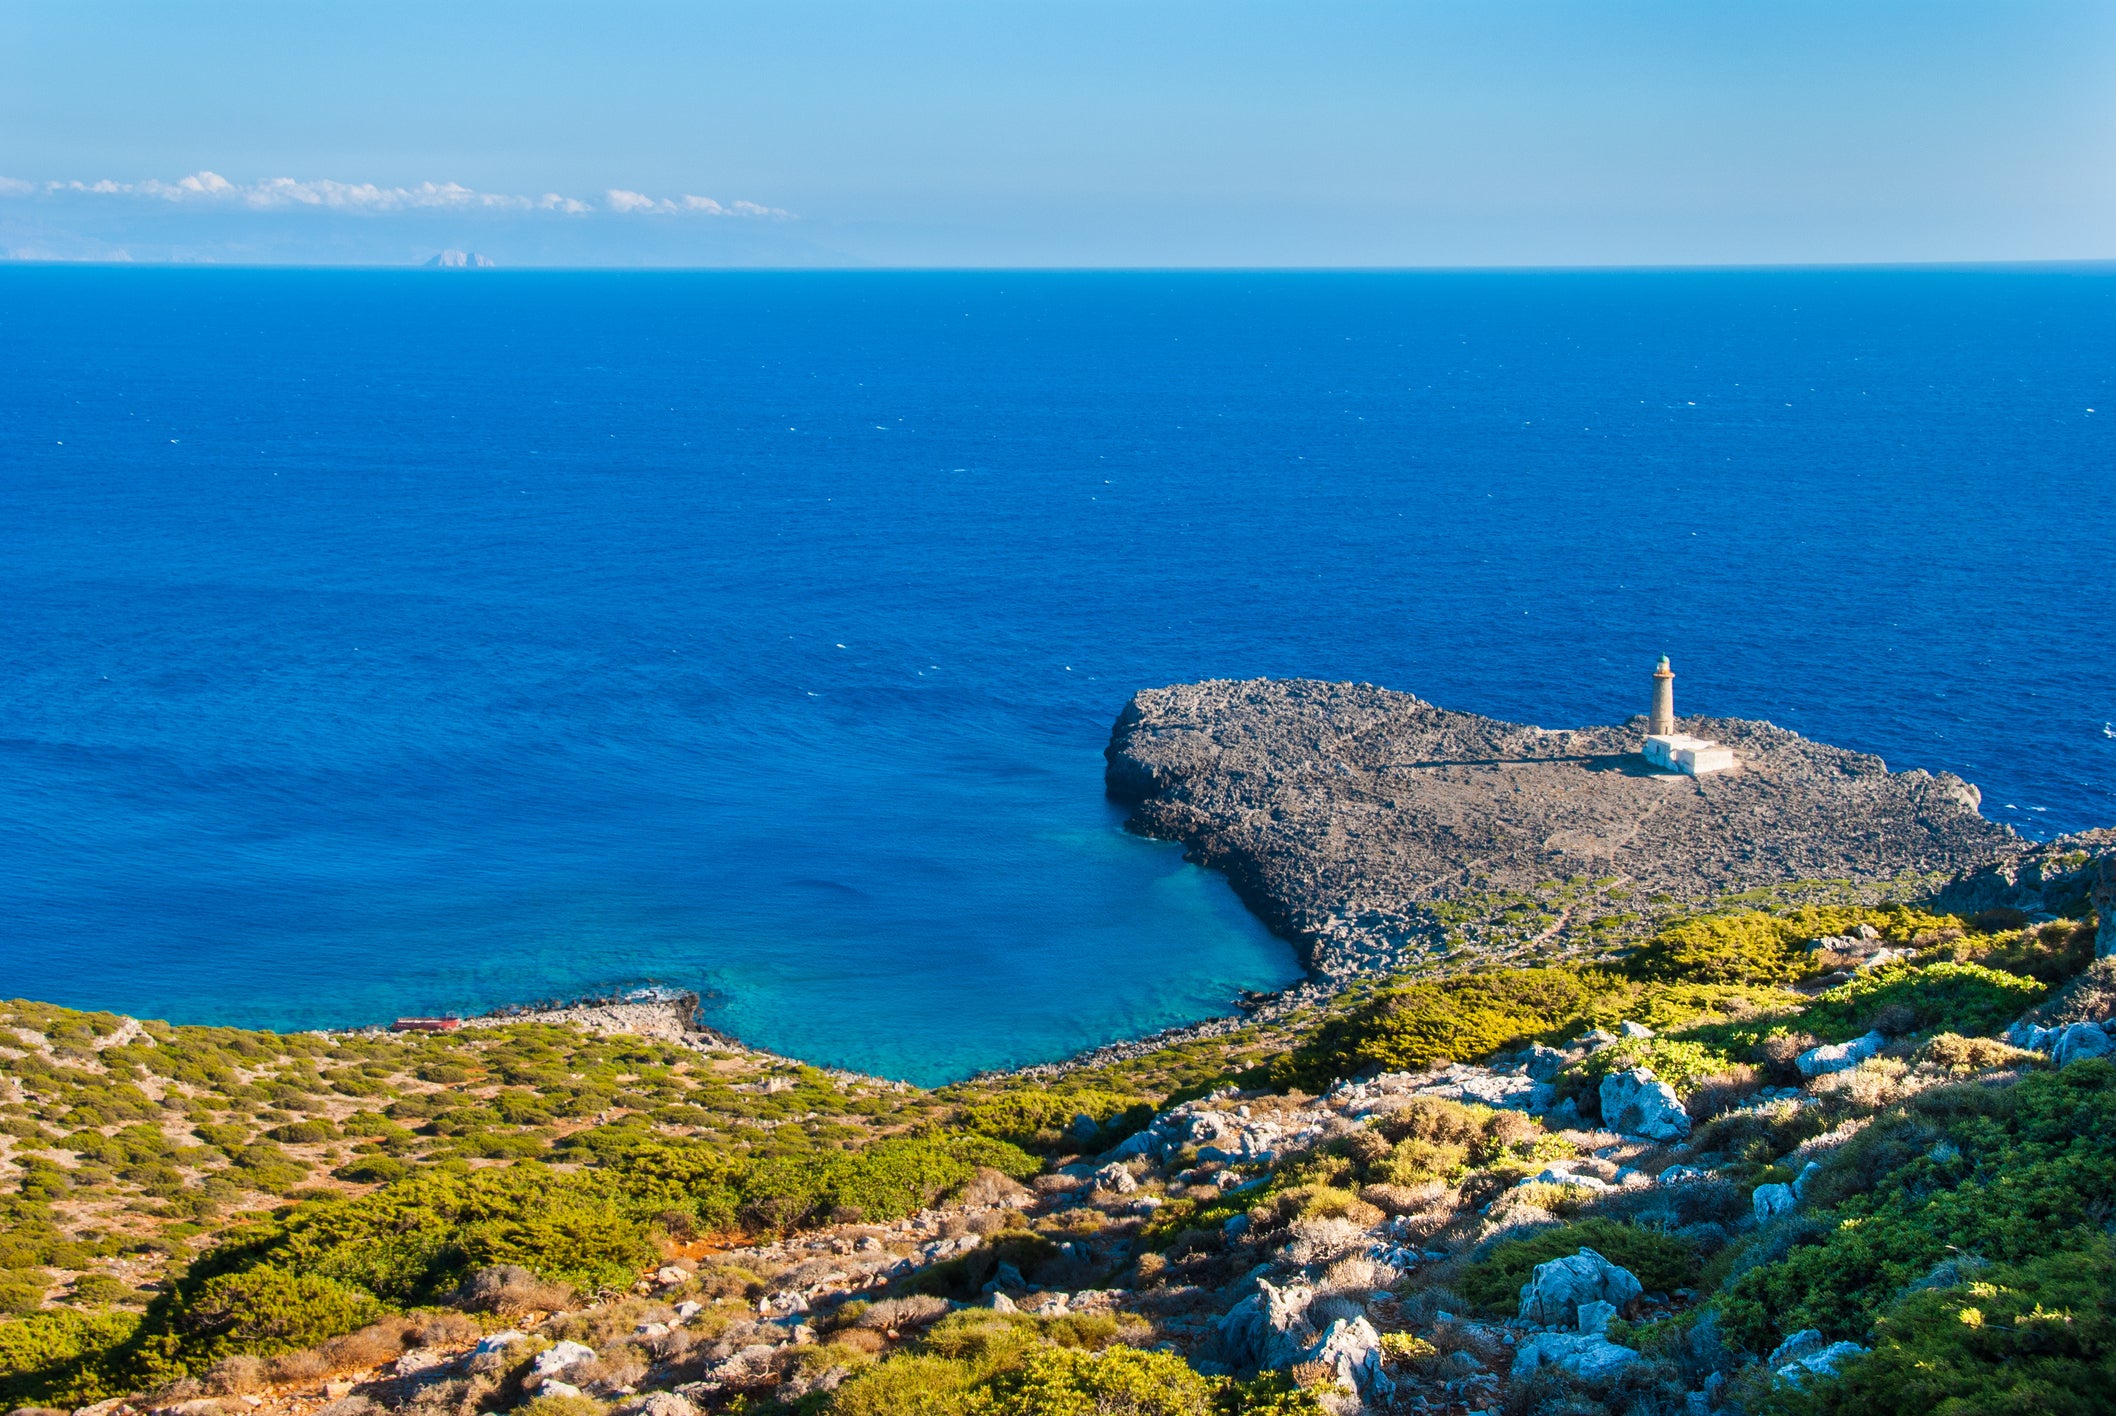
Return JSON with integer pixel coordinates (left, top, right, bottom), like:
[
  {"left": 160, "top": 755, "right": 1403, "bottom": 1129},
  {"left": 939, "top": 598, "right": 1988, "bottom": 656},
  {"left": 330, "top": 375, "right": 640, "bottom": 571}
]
[{"left": 1106, "top": 678, "right": 2019, "bottom": 979}]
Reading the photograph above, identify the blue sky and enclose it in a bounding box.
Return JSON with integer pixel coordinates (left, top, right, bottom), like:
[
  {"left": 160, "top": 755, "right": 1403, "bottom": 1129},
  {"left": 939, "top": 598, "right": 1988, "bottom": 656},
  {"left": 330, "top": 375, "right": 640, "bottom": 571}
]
[{"left": 2, "top": 1, "right": 2112, "bottom": 267}]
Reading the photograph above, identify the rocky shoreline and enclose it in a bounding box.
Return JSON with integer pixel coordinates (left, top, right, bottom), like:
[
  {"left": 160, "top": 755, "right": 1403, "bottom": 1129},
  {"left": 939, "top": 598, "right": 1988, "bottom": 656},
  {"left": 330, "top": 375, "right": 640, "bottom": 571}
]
[
  {"left": 355, "top": 677, "right": 2090, "bottom": 1085},
  {"left": 1106, "top": 678, "right": 2024, "bottom": 981}
]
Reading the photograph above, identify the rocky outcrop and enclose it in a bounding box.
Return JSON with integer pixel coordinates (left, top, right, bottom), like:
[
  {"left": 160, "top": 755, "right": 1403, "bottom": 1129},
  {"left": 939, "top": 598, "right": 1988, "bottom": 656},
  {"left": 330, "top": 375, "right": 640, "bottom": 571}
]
[
  {"left": 1107, "top": 679, "right": 2016, "bottom": 978},
  {"left": 1599, "top": 1068, "right": 1691, "bottom": 1141},
  {"left": 1931, "top": 829, "right": 2116, "bottom": 938},
  {"left": 1511, "top": 1332, "right": 1642, "bottom": 1381},
  {"left": 1796, "top": 1031, "right": 1887, "bottom": 1079},
  {"left": 1305, "top": 1316, "right": 1394, "bottom": 1398},
  {"left": 1217, "top": 1279, "right": 1319, "bottom": 1371},
  {"left": 1768, "top": 1329, "right": 1870, "bottom": 1385},
  {"left": 1518, "top": 1248, "right": 1643, "bottom": 1326}
]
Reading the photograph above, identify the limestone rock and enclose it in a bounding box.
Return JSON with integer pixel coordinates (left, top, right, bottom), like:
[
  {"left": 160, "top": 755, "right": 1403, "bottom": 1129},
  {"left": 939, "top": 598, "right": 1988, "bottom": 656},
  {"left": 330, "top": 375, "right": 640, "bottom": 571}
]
[
  {"left": 1796, "top": 1031, "right": 1886, "bottom": 1079},
  {"left": 1523, "top": 1044, "right": 1571, "bottom": 1081},
  {"left": 1576, "top": 1300, "right": 1617, "bottom": 1335},
  {"left": 1600, "top": 1068, "right": 1692, "bottom": 1141},
  {"left": 1303, "top": 1316, "right": 1394, "bottom": 1397},
  {"left": 2052, "top": 1022, "right": 2113, "bottom": 1067},
  {"left": 620, "top": 1393, "right": 699, "bottom": 1416},
  {"left": 1772, "top": 1331, "right": 1869, "bottom": 1385},
  {"left": 1217, "top": 1278, "right": 1318, "bottom": 1371},
  {"left": 1753, "top": 1183, "right": 1796, "bottom": 1220},
  {"left": 532, "top": 1341, "right": 597, "bottom": 1382},
  {"left": 1767, "top": 1330, "right": 1827, "bottom": 1368},
  {"left": 1518, "top": 1247, "right": 1643, "bottom": 1327},
  {"left": 1093, "top": 1161, "right": 1138, "bottom": 1193},
  {"left": 1617, "top": 1021, "right": 1655, "bottom": 1039},
  {"left": 1511, "top": 1332, "right": 1642, "bottom": 1381}
]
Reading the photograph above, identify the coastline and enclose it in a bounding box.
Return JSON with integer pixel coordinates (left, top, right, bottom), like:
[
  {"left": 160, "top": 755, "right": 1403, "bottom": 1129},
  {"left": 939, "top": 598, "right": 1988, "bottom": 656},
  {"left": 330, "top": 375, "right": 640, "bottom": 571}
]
[{"left": 327, "top": 678, "right": 2104, "bottom": 1086}]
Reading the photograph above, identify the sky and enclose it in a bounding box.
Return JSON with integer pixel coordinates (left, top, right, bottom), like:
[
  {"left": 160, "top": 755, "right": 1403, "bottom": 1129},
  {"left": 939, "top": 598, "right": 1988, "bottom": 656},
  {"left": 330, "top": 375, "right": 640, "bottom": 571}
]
[{"left": 1, "top": 1, "right": 2113, "bottom": 267}]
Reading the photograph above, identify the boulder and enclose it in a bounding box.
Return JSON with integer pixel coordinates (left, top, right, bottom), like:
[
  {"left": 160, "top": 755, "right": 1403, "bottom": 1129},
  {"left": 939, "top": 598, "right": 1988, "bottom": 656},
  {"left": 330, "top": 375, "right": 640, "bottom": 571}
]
[
  {"left": 1796, "top": 1031, "right": 1886, "bottom": 1078},
  {"left": 538, "top": 1381, "right": 585, "bottom": 1401},
  {"left": 1107, "top": 1129, "right": 1156, "bottom": 1159},
  {"left": 1766, "top": 1330, "right": 1827, "bottom": 1368},
  {"left": 2051, "top": 1022, "right": 2113, "bottom": 1068},
  {"left": 1576, "top": 1300, "right": 1617, "bottom": 1335},
  {"left": 1510, "top": 1333, "right": 1641, "bottom": 1381},
  {"left": 1069, "top": 1113, "right": 1101, "bottom": 1145},
  {"left": 1791, "top": 1161, "right": 1822, "bottom": 1199},
  {"left": 532, "top": 1341, "right": 597, "bottom": 1382},
  {"left": 1523, "top": 1044, "right": 1571, "bottom": 1081},
  {"left": 1302, "top": 1316, "right": 1394, "bottom": 1398},
  {"left": 475, "top": 1330, "right": 528, "bottom": 1356},
  {"left": 1775, "top": 1338, "right": 1869, "bottom": 1385},
  {"left": 1092, "top": 1162, "right": 1138, "bottom": 1194},
  {"left": 621, "top": 1394, "right": 699, "bottom": 1416},
  {"left": 1600, "top": 1068, "right": 1692, "bottom": 1141},
  {"left": 1657, "top": 1165, "right": 1709, "bottom": 1186},
  {"left": 1753, "top": 1183, "right": 1796, "bottom": 1220},
  {"left": 1216, "top": 1278, "right": 1318, "bottom": 1371},
  {"left": 1617, "top": 1021, "right": 1655, "bottom": 1039},
  {"left": 1518, "top": 1247, "right": 1643, "bottom": 1327},
  {"left": 984, "top": 1291, "right": 1018, "bottom": 1313}
]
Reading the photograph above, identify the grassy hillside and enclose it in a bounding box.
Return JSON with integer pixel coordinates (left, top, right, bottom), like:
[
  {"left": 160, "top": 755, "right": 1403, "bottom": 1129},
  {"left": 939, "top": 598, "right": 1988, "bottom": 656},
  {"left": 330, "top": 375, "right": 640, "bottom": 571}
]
[{"left": 0, "top": 885, "right": 2107, "bottom": 1416}]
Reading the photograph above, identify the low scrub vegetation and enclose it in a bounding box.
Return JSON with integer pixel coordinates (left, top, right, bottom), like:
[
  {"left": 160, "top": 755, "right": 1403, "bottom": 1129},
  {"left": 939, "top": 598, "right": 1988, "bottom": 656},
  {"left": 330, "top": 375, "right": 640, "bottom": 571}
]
[{"left": 0, "top": 874, "right": 2103, "bottom": 1416}]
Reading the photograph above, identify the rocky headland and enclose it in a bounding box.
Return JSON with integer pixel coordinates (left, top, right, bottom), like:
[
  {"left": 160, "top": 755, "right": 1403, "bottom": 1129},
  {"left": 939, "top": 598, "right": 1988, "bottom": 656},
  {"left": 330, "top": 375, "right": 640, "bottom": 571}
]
[{"left": 1107, "top": 678, "right": 2021, "bottom": 979}]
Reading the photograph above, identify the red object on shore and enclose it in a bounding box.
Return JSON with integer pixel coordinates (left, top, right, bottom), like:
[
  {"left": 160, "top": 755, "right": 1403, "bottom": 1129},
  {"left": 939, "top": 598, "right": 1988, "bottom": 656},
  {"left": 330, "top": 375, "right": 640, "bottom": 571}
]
[{"left": 390, "top": 1017, "right": 461, "bottom": 1033}]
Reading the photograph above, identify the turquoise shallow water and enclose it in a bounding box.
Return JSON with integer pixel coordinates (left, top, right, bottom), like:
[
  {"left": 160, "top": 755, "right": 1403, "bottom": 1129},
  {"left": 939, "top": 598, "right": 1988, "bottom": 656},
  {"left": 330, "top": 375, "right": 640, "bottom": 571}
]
[{"left": 1, "top": 267, "right": 2110, "bottom": 1083}]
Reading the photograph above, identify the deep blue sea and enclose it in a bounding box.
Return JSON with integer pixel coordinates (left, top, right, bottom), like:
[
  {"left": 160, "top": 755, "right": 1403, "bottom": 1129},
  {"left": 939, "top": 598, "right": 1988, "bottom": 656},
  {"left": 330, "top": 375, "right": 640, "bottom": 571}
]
[{"left": 2, "top": 267, "right": 2111, "bottom": 1083}]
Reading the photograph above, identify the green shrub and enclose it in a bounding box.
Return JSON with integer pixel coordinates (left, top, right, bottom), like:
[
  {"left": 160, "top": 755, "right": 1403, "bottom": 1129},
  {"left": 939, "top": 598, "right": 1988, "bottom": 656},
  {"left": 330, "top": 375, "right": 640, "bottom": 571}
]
[
  {"left": 973, "top": 1343, "right": 1219, "bottom": 1416},
  {"left": 171, "top": 1267, "right": 386, "bottom": 1364},
  {"left": 1921, "top": 920, "right": 2099, "bottom": 987},
  {"left": 0, "top": 1308, "right": 139, "bottom": 1406},
  {"left": 334, "top": 1155, "right": 409, "bottom": 1185},
  {"left": 63, "top": 1276, "right": 133, "bottom": 1309},
  {"left": 1457, "top": 1220, "right": 1700, "bottom": 1314},
  {"left": 517, "top": 1395, "right": 604, "bottom": 1416},
  {"left": 1717, "top": 1061, "right": 2116, "bottom": 1351},
  {"left": 1763, "top": 1241, "right": 2116, "bottom": 1416},
  {"left": 1627, "top": 906, "right": 1964, "bottom": 987},
  {"left": 830, "top": 1351, "right": 977, "bottom": 1416},
  {"left": 1796, "top": 963, "right": 2048, "bottom": 1043},
  {"left": 1557, "top": 1037, "right": 1740, "bottom": 1104},
  {"left": 948, "top": 1088, "right": 1152, "bottom": 1151},
  {"left": 1280, "top": 965, "right": 1791, "bottom": 1088},
  {"left": 0, "top": 1270, "right": 49, "bottom": 1317},
  {"left": 1279, "top": 969, "right": 1599, "bottom": 1085}
]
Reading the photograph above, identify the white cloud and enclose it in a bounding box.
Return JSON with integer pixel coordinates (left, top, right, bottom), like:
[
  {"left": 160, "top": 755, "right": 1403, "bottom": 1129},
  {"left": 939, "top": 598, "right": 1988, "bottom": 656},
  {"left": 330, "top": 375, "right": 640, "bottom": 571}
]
[
  {"left": 603, "top": 188, "right": 788, "bottom": 217},
  {"left": 2, "top": 171, "right": 789, "bottom": 218}
]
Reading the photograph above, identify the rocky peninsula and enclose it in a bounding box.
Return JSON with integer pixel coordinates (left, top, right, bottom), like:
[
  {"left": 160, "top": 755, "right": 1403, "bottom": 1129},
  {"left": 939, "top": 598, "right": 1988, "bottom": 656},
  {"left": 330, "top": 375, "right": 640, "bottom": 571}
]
[{"left": 1107, "top": 678, "right": 2020, "bottom": 979}]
